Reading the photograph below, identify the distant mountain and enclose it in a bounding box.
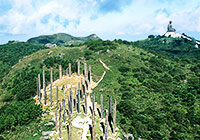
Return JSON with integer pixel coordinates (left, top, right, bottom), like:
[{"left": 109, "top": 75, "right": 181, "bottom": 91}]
[{"left": 27, "top": 33, "right": 100, "bottom": 46}]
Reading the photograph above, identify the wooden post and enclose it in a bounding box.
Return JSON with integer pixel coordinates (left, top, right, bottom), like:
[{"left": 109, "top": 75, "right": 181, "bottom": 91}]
[
  {"left": 43, "top": 68, "right": 45, "bottom": 90},
  {"left": 59, "top": 65, "right": 62, "bottom": 79},
  {"left": 62, "top": 86, "right": 66, "bottom": 123},
  {"left": 62, "top": 86, "right": 65, "bottom": 105},
  {"left": 105, "top": 109, "right": 108, "bottom": 140},
  {"left": 82, "top": 84, "right": 86, "bottom": 96},
  {"left": 84, "top": 63, "right": 87, "bottom": 79},
  {"left": 56, "top": 86, "right": 58, "bottom": 132},
  {"left": 69, "top": 63, "right": 71, "bottom": 77},
  {"left": 44, "top": 82, "right": 46, "bottom": 105},
  {"left": 68, "top": 96, "right": 72, "bottom": 140},
  {"left": 78, "top": 82, "right": 81, "bottom": 99},
  {"left": 66, "top": 68, "right": 68, "bottom": 75},
  {"left": 50, "top": 67, "right": 53, "bottom": 84},
  {"left": 113, "top": 99, "right": 117, "bottom": 133},
  {"left": 85, "top": 92, "right": 87, "bottom": 114},
  {"left": 56, "top": 86, "right": 59, "bottom": 110},
  {"left": 92, "top": 92, "right": 95, "bottom": 115},
  {"left": 109, "top": 97, "right": 111, "bottom": 116},
  {"left": 77, "top": 83, "right": 80, "bottom": 113},
  {"left": 59, "top": 103, "right": 62, "bottom": 139},
  {"left": 92, "top": 109, "right": 95, "bottom": 140},
  {"left": 68, "top": 95, "right": 70, "bottom": 112},
  {"left": 101, "top": 94, "right": 103, "bottom": 119},
  {"left": 50, "top": 83, "right": 52, "bottom": 107},
  {"left": 77, "top": 60, "right": 80, "bottom": 76},
  {"left": 80, "top": 80, "right": 83, "bottom": 100},
  {"left": 75, "top": 88, "right": 77, "bottom": 112},
  {"left": 38, "top": 74, "right": 41, "bottom": 103},
  {"left": 70, "top": 89, "right": 73, "bottom": 114}
]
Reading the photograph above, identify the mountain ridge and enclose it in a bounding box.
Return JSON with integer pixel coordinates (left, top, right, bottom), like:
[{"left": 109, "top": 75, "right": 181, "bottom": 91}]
[{"left": 27, "top": 33, "right": 101, "bottom": 46}]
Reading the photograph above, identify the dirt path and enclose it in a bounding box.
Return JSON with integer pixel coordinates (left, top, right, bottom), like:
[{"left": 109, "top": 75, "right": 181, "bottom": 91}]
[
  {"left": 37, "top": 60, "right": 120, "bottom": 140},
  {"left": 99, "top": 59, "right": 110, "bottom": 70}
]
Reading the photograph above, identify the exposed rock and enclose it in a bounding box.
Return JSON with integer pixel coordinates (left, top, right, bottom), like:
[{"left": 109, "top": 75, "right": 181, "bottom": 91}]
[
  {"left": 95, "top": 51, "right": 100, "bottom": 55},
  {"left": 40, "top": 136, "right": 50, "bottom": 140},
  {"left": 33, "top": 133, "right": 38, "bottom": 136},
  {"left": 44, "top": 122, "right": 54, "bottom": 126},
  {"left": 106, "top": 49, "right": 110, "bottom": 53},
  {"left": 45, "top": 43, "right": 57, "bottom": 48},
  {"left": 48, "top": 51, "right": 53, "bottom": 55}
]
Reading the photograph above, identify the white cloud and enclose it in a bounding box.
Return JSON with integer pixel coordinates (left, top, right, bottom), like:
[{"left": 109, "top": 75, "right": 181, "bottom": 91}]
[{"left": 0, "top": 0, "right": 200, "bottom": 43}]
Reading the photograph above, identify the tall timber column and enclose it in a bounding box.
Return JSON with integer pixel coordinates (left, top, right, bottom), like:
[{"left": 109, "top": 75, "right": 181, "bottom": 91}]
[
  {"left": 109, "top": 97, "right": 111, "bottom": 116},
  {"left": 105, "top": 109, "right": 108, "bottom": 140},
  {"left": 70, "top": 89, "right": 73, "bottom": 114},
  {"left": 77, "top": 83, "right": 80, "bottom": 113},
  {"left": 44, "top": 82, "right": 47, "bottom": 105},
  {"left": 77, "top": 60, "right": 80, "bottom": 76},
  {"left": 101, "top": 94, "right": 103, "bottom": 119},
  {"left": 85, "top": 92, "right": 87, "bottom": 114},
  {"left": 56, "top": 86, "right": 58, "bottom": 132},
  {"left": 43, "top": 68, "right": 45, "bottom": 90},
  {"left": 50, "top": 67, "right": 53, "bottom": 84},
  {"left": 59, "top": 65, "right": 62, "bottom": 79},
  {"left": 113, "top": 99, "right": 117, "bottom": 133},
  {"left": 68, "top": 96, "right": 72, "bottom": 140},
  {"left": 62, "top": 86, "right": 65, "bottom": 105},
  {"left": 38, "top": 74, "right": 41, "bottom": 103},
  {"left": 69, "top": 63, "right": 71, "bottom": 77},
  {"left": 50, "top": 83, "right": 52, "bottom": 107},
  {"left": 62, "top": 86, "right": 66, "bottom": 123},
  {"left": 56, "top": 86, "right": 59, "bottom": 110},
  {"left": 92, "top": 92, "right": 96, "bottom": 140},
  {"left": 84, "top": 63, "right": 87, "bottom": 79},
  {"left": 59, "top": 103, "right": 62, "bottom": 139},
  {"left": 78, "top": 82, "right": 81, "bottom": 99},
  {"left": 92, "top": 92, "right": 95, "bottom": 115},
  {"left": 75, "top": 88, "right": 77, "bottom": 112},
  {"left": 92, "top": 109, "right": 95, "bottom": 140}
]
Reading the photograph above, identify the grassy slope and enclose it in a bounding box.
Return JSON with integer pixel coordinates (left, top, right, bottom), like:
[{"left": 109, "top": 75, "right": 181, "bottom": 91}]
[
  {"left": 1, "top": 38, "right": 199, "bottom": 139},
  {"left": 0, "top": 42, "right": 45, "bottom": 83}
]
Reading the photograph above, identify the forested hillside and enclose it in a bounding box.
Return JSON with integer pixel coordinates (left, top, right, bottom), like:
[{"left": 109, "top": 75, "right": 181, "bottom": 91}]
[
  {"left": 0, "top": 37, "right": 199, "bottom": 139},
  {"left": 27, "top": 33, "right": 100, "bottom": 45},
  {"left": 0, "top": 41, "right": 45, "bottom": 82}
]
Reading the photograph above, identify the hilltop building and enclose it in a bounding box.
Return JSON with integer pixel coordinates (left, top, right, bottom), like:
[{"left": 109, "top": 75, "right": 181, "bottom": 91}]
[{"left": 164, "top": 21, "right": 200, "bottom": 47}]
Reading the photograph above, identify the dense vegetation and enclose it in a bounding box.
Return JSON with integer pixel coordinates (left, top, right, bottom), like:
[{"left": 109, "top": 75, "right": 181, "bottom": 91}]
[
  {"left": 27, "top": 33, "right": 100, "bottom": 45},
  {"left": 0, "top": 41, "right": 45, "bottom": 82},
  {"left": 0, "top": 37, "right": 199, "bottom": 139},
  {"left": 0, "top": 99, "right": 42, "bottom": 134}
]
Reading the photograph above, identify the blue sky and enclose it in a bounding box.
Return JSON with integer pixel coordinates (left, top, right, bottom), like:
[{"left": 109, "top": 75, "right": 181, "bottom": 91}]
[{"left": 0, "top": 0, "right": 200, "bottom": 44}]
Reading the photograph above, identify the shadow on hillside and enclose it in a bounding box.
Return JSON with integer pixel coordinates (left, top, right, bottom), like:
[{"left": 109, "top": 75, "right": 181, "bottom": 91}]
[
  {"left": 89, "top": 124, "right": 93, "bottom": 140},
  {"left": 100, "top": 122, "right": 105, "bottom": 133},
  {"left": 97, "top": 108, "right": 101, "bottom": 117},
  {"left": 109, "top": 114, "right": 113, "bottom": 133}
]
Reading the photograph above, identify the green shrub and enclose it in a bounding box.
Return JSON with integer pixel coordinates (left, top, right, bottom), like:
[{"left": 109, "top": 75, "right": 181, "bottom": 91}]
[{"left": 0, "top": 99, "right": 42, "bottom": 133}]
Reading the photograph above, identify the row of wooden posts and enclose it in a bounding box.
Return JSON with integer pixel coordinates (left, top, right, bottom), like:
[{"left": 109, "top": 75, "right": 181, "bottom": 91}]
[
  {"left": 37, "top": 61, "right": 117, "bottom": 140},
  {"left": 37, "top": 60, "right": 92, "bottom": 104}
]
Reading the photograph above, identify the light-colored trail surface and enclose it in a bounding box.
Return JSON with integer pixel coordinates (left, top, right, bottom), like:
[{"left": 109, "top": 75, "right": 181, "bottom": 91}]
[
  {"left": 99, "top": 59, "right": 110, "bottom": 70},
  {"left": 37, "top": 60, "right": 121, "bottom": 140}
]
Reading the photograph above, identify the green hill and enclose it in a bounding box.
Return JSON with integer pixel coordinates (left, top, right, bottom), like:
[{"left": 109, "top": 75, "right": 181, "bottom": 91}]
[
  {"left": 27, "top": 33, "right": 101, "bottom": 46},
  {"left": 0, "top": 41, "right": 45, "bottom": 83},
  {"left": 0, "top": 38, "right": 200, "bottom": 140}
]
